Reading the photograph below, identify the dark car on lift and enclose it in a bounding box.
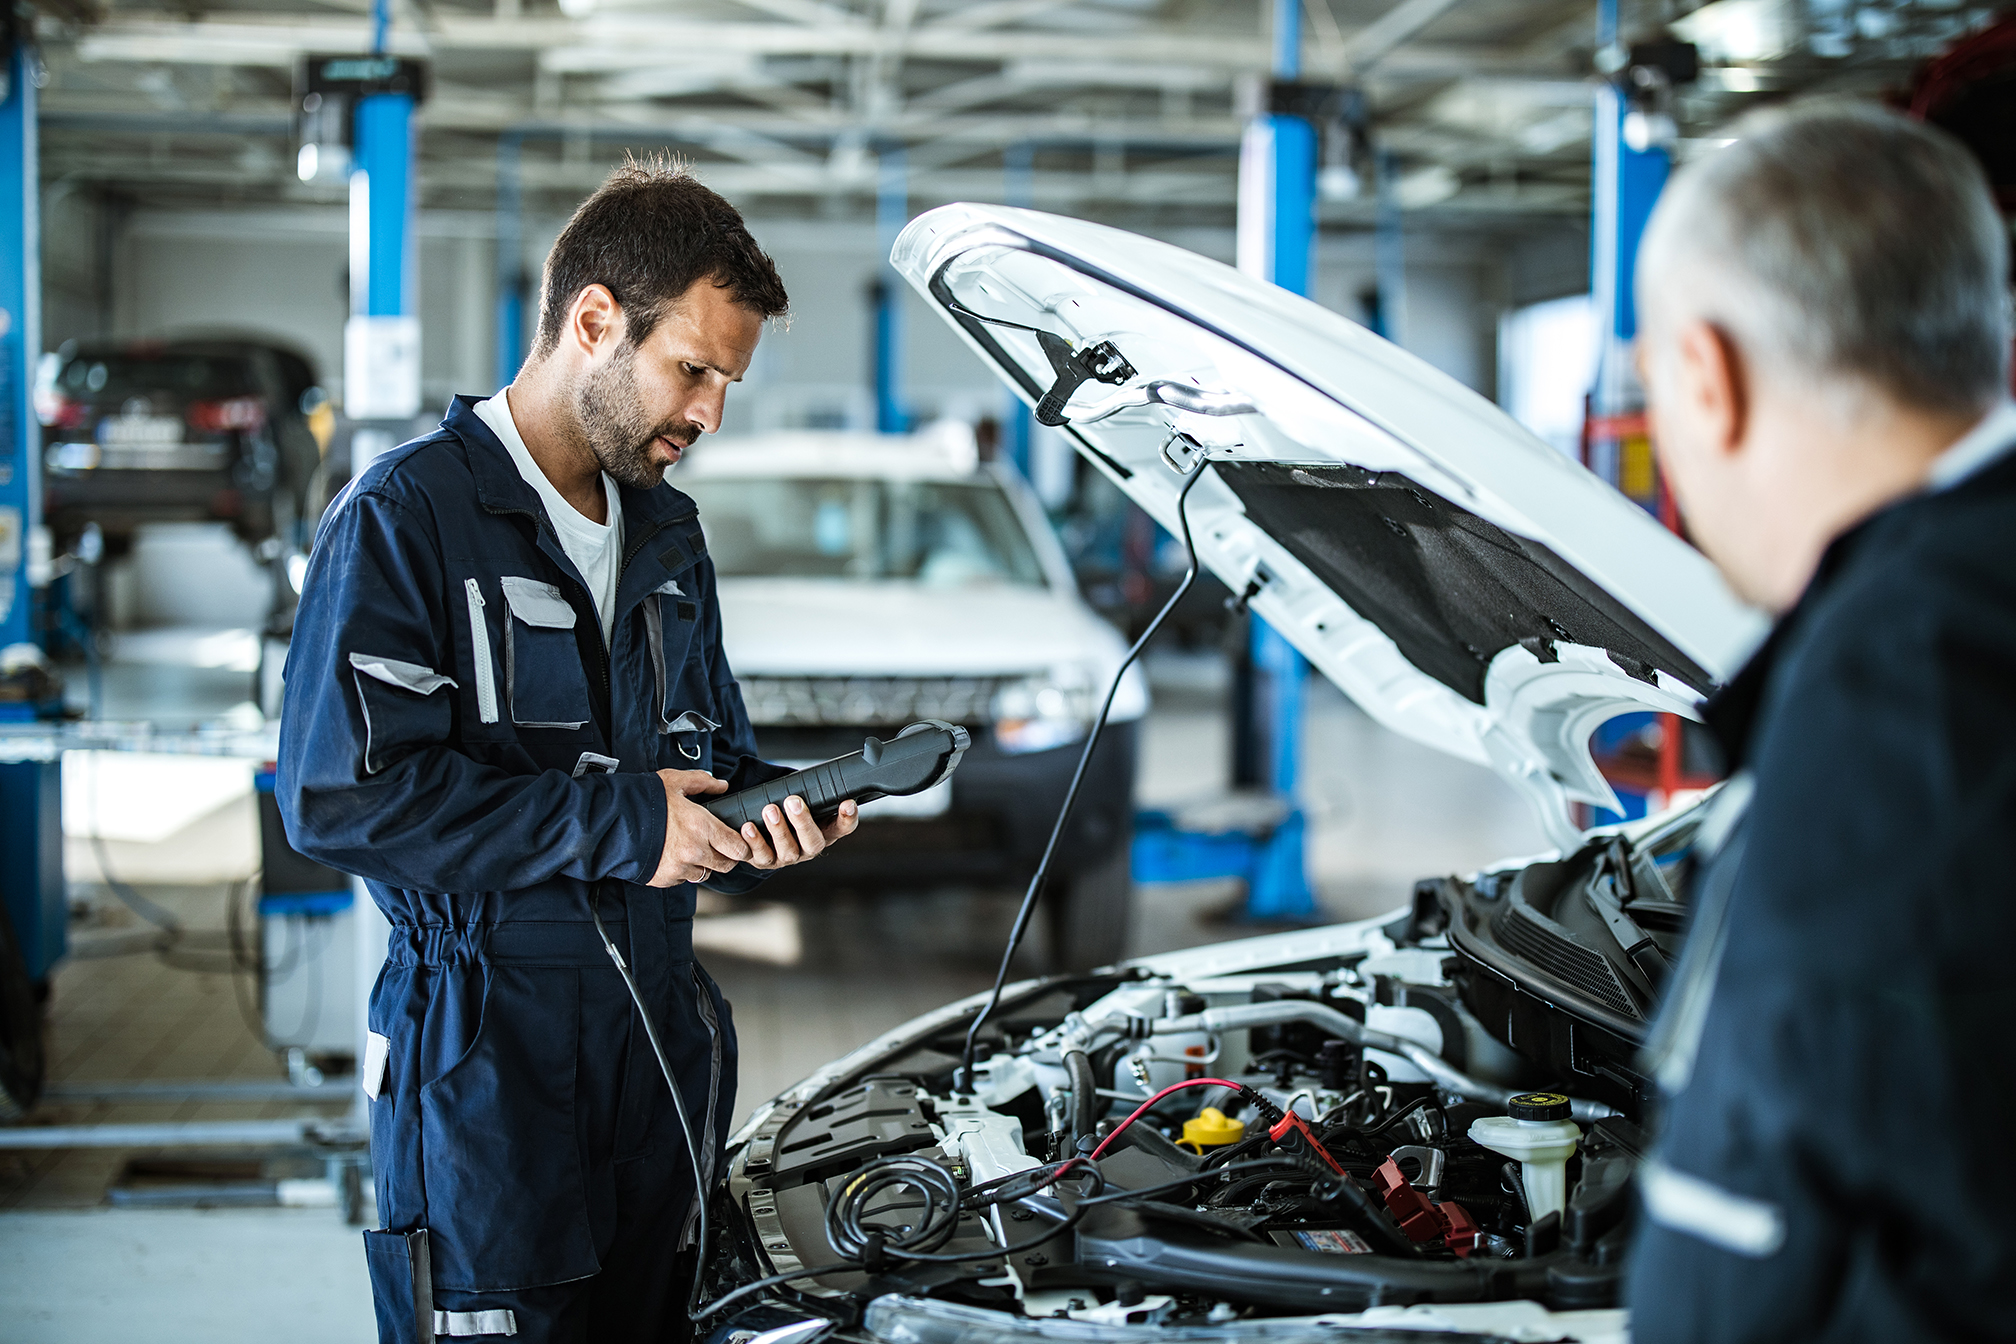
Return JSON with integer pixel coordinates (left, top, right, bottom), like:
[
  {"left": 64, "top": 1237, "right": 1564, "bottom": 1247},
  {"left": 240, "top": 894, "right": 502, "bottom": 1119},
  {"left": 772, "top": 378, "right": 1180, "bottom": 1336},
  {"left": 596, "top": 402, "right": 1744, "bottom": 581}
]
[{"left": 37, "top": 337, "right": 331, "bottom": 560}]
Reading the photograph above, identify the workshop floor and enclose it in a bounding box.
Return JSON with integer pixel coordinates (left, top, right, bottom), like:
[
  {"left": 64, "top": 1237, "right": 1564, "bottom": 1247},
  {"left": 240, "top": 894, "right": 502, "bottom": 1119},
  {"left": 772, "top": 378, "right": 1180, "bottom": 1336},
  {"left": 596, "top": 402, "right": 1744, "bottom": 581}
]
[{"left": 0, "top": 636, "right": 1546, "bottom": 1343}]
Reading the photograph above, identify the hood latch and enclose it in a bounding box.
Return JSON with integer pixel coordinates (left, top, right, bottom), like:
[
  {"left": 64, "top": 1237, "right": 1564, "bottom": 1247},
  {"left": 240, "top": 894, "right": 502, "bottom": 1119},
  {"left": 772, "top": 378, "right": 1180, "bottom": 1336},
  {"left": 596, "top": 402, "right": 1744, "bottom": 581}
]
[{"left": 1035, "top": 331, "right": 1136, "bottom": 426}]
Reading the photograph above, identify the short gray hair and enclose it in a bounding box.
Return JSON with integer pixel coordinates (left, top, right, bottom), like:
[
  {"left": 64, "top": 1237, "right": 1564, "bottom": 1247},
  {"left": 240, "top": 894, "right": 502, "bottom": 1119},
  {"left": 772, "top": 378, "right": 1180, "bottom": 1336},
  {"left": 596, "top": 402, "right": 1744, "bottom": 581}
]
[{"left": 1637, "top": 98, "right": 2011, "bottom": 415}]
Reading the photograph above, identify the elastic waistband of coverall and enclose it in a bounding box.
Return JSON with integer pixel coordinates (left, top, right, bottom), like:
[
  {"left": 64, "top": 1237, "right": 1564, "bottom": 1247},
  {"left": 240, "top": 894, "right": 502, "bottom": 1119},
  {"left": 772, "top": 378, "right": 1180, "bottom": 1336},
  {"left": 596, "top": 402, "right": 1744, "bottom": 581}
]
[{"left": 386, "top": 919, "right": 696, "bottom": 968}]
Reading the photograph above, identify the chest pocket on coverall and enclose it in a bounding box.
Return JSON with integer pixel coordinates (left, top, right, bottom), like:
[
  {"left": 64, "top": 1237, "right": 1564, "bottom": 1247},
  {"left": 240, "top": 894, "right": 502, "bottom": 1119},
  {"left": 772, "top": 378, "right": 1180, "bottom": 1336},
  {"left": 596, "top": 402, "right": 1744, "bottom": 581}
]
[
  {"left": 645, "top": 582, "right": 712, "bottom": 767},
  {"left": 500, "top": 575, "right": 592, "bottom": 729}
]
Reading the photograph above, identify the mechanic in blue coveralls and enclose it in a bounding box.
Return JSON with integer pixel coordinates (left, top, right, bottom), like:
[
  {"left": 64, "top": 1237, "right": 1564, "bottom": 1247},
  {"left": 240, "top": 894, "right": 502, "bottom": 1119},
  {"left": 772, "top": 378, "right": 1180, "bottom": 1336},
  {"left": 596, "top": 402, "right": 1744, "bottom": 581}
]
[
  {"left": 278, "top": 160, "right": 859, "bottom": 1343},
  {"left": 1627, "top": 103, "right": 2016, "bottom": 1337}
]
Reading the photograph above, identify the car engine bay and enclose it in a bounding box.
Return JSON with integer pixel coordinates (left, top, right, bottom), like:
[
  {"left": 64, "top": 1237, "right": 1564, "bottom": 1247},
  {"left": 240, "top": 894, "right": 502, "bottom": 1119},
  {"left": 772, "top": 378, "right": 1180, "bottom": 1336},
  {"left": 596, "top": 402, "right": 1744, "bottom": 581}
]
[{"left": 703, "top": 806, "right": 1702, "bottom": 1341}]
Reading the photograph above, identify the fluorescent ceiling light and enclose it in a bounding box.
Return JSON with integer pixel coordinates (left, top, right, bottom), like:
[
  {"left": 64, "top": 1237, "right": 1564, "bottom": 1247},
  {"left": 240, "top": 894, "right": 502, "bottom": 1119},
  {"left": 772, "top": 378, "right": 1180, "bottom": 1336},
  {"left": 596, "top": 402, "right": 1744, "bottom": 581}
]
[
  {"left": 1395, "top": 164, "right": 1459, "bottom": 209},
  {"left": 1674, "top": 0, "right": 1794, "bottom": 64}
]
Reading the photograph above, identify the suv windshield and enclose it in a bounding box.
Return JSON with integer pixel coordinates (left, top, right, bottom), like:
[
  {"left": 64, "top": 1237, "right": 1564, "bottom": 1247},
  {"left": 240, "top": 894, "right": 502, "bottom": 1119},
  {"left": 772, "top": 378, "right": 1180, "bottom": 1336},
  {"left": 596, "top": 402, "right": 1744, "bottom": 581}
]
[{"left": 681, "top": 477, "right": 1047, "bottom": 588}]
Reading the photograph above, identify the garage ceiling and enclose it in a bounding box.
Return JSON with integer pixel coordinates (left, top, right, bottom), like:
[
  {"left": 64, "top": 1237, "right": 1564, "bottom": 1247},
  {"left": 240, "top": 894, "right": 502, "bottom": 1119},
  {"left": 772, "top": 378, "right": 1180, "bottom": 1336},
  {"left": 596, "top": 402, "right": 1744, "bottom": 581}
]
[{"left": 28, "top": 0, "right": 2002, "bottom": 228}]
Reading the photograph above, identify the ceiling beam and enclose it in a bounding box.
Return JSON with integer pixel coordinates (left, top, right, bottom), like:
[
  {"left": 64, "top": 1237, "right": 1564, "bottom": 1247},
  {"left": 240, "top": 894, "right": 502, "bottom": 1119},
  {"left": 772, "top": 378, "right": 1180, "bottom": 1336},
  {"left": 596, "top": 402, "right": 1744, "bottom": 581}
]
[
  {"left": 1342, "top": 0, "right": 1470, "bottom": 73},
  {"left": 42, "top": 145, "right": 1590, "bottom": 216},
  {"left": 56, "top": 12, "right": 1558, "bottom": 81},
  {"left": 921, "top": 0, "right": 1075, "bottom": 34},
  {"left": 722, "top": 0, "right": 864, "bottom": 29},
  {"left": 41, "top": 93, "right": 1254, "bottom": 150},
  {"left": 35, "top": 150, "right": 1246, "bottom": 205}
]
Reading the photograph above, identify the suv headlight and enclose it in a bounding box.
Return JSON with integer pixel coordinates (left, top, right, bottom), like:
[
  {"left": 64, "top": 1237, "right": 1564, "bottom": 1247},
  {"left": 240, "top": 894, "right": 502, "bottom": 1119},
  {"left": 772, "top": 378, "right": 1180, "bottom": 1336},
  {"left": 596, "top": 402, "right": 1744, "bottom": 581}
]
[{"left": 991, "top": 666, "right": 1095, "bottom": 755}]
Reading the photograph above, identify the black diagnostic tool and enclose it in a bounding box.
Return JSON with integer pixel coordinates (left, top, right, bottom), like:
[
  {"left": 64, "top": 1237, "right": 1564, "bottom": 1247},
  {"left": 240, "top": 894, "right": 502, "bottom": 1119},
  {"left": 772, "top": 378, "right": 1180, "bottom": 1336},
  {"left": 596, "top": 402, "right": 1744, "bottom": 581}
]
[{"left": 704, "top": 720, "right": 971, "bottom": 829}]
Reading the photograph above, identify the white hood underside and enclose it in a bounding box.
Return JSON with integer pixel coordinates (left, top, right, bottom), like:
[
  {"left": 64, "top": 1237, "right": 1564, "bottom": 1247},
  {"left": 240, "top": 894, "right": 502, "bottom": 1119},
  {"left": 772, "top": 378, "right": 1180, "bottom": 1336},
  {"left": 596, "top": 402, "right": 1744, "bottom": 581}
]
[{"left": 893, "top": 205, "right": 1767, "bottom": 848}]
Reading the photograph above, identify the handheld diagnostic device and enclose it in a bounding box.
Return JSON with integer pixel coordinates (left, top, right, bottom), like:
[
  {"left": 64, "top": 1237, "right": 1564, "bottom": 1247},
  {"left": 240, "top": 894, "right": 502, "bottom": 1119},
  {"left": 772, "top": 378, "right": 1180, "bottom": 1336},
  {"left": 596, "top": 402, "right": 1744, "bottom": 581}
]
[{"left": 704, "top": 720, "right": 971, "bottom": 829}]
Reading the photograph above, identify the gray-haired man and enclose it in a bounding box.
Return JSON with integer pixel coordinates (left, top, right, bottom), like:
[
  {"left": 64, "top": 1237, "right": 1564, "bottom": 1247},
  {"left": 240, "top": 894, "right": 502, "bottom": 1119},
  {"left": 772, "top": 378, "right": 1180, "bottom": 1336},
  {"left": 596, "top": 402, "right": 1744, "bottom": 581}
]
[{"left": 1627, "top": 101, "right": 2015, "bottom": 1338}]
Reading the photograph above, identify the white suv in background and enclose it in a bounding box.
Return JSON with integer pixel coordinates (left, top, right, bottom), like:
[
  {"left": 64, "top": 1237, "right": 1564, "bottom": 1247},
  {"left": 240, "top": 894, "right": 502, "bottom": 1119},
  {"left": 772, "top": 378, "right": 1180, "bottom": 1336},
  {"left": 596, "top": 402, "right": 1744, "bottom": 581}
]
[{"left": 673, "top": 425, "right": 1147, "bottom": 969}]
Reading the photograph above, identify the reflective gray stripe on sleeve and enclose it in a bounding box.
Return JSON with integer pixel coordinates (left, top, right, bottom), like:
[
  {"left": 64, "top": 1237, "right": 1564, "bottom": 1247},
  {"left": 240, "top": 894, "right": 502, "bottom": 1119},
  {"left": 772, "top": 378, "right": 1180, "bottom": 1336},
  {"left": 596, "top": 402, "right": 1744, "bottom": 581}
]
[
  {"left": 433, "top": 1308, "right": 517, "bottom": 1336},
  {"left": 349, "top": 652, "right": 458, "bottom": 696},
  {"left": 1640, "top": 1157, "right": 1786, "bottom": 1258},
  {"left": 465, "top": 579, "right": 498, "bottom": 724}
]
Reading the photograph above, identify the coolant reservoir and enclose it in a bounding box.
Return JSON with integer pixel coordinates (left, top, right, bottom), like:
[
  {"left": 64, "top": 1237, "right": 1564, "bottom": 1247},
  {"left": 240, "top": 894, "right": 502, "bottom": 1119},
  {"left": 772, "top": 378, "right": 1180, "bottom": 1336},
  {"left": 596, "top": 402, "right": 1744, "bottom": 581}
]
[
  {"left": 1179, "top": 1107, "right": 1245, "bottom": 1152},
  {"left": 1469, "top": 1092, "right": 1581, "bottom": 1221}
]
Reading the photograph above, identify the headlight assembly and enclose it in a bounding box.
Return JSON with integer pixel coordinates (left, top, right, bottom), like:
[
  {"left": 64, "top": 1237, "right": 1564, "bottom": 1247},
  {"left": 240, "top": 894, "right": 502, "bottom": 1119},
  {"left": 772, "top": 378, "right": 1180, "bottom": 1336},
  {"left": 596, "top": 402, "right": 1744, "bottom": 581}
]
[{"left": 991, "top": 667, "right": 1095, "bottom": 754}]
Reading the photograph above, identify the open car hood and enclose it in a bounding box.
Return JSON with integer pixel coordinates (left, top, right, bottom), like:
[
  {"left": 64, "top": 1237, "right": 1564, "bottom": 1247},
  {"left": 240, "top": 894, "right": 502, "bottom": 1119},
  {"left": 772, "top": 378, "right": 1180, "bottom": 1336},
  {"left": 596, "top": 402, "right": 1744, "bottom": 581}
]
[{"left": 893, "top": 204, "right": 1766, "bottom": 846}]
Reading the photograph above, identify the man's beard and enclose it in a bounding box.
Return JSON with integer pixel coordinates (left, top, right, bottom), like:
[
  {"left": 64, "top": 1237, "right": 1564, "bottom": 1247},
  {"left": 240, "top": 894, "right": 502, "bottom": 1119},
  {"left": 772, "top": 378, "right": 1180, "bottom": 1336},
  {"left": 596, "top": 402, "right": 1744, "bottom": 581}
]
[{"left": 574, "top": 341, "right": 702, "bottom": 490}]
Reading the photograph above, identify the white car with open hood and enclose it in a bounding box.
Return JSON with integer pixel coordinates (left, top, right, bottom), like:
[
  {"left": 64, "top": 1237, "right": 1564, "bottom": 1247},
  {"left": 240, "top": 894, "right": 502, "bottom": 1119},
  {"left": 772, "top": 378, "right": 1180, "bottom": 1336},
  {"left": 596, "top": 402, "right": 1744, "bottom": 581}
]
[{"left": 692, "top": 206, "right": 1769, "bottom": 1344}]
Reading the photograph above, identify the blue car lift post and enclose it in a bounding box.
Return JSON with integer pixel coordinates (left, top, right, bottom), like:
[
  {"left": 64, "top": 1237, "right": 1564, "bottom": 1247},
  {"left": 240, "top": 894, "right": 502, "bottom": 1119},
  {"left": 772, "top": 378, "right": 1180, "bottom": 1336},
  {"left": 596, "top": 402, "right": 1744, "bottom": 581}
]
[
  {"left": 0, "top": 14, "right": 392, "bottom": 1186},
  {"left": 0, "top": 21, "right": 66, "bottom": 1006},
  {"left": 1132, "top": 0, "right": 1319, "bottom": 923},
  {"left": 871, "top": 142, "right": 909, "bottom": 434},
  {"left": 1583, "top": 0, "right": 1687, "bottom": 827}
]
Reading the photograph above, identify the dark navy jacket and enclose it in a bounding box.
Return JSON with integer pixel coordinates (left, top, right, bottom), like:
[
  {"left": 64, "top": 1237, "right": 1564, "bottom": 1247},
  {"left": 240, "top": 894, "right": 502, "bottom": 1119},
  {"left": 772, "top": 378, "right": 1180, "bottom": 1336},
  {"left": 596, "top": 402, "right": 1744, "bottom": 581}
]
[
  {"left": 279, "top": 397, "right": 781, "bottom": 1295},
  {"left": 1628, "top": 439, "right": 2016, "bottom": 1340}
]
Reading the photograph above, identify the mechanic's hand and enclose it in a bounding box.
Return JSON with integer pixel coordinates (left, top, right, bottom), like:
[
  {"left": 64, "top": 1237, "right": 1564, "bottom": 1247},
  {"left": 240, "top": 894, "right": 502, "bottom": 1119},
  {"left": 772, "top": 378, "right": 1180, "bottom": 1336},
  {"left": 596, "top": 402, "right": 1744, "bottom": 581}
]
[
  {"left": 649, "top": 769, "right": 753, "bottom": 888},
  {"left": 739, "top": 795, "right": 859, "bottom": 871}
]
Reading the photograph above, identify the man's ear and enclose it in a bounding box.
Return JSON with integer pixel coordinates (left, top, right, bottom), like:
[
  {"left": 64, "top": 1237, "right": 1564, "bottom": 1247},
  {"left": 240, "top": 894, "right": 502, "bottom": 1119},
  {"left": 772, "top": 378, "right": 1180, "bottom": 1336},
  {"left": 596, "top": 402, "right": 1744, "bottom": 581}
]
[
  {"left": 567, "top": 283, "right": 624, "bottom": 356},
  {"left": 1674, "top": 317, "right": 1750, "bottom": 457}
]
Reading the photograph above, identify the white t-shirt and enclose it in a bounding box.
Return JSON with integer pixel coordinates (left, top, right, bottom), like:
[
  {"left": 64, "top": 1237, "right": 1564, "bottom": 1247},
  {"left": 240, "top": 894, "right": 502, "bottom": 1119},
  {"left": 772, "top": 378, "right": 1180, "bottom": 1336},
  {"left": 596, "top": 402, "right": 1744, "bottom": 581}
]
[{"left": 473, "top": 391, "right": 624, "bottom": 646}]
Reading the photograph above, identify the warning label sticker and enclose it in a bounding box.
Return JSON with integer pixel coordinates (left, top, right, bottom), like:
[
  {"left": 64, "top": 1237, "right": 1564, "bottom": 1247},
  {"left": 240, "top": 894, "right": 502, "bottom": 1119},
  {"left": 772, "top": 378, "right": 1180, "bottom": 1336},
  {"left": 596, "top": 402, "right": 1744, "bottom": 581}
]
[{"left": 1293, "top": 1228, "right": 1373, "bottom": 1255}]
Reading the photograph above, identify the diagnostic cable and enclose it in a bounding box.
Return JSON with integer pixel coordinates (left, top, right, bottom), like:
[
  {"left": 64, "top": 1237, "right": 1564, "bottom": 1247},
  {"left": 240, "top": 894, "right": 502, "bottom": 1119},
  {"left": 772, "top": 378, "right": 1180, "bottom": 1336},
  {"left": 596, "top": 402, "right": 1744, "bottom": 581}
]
[
  {"left": 956, "top": 449, "right": 1215, "bottom": 1090},
  {"left": 594, "top": 435, "right": 1217, "bottom": 1325}
]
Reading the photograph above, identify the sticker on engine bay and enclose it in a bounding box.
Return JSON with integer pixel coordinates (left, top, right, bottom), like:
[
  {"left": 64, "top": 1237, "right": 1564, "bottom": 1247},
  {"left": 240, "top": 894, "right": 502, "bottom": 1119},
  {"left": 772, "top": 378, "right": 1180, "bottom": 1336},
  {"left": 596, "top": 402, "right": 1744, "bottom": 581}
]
[{"left": 1292, "top": 1229, "right": 1372, "bottom": 1255}]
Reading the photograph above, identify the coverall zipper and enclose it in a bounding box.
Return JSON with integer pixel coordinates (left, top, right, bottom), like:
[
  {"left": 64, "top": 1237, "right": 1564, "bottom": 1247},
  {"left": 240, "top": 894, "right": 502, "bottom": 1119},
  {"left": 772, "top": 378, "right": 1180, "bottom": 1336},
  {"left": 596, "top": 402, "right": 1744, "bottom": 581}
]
[{"left": 464, "top": 578, "right": 499, "bottom": 724}]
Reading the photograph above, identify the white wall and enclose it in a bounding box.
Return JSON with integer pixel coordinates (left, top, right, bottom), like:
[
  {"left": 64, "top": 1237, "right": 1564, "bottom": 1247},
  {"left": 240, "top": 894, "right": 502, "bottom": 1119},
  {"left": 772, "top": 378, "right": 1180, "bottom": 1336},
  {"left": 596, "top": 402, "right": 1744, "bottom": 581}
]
[
  {"left": 115, "top": 208, "right": 499, "bottom": 413},
  {"left": 1308, "top": 232, "right": 1501, "bottom": 397},
  {"left": 1500, "top": 293, "right": 1599, "bottom": 457},
  {"left": 117, "top": 210, "right": 349, "bottom": 390}
]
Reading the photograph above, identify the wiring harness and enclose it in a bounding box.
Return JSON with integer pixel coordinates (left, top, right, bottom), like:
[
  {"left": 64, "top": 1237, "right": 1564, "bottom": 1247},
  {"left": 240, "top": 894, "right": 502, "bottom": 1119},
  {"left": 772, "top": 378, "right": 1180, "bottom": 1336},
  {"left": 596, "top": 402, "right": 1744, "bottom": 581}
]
[{"left": 696, "top": 1083, "right": 1354, "bottom": 1322}]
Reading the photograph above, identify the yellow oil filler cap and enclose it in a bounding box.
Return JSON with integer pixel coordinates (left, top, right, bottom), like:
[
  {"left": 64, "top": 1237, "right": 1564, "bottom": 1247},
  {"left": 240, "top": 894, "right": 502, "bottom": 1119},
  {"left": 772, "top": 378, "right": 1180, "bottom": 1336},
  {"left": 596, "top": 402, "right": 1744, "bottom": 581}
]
[{"left": 1179, "top": 1107, "right": 1246, "bottom": 1152}]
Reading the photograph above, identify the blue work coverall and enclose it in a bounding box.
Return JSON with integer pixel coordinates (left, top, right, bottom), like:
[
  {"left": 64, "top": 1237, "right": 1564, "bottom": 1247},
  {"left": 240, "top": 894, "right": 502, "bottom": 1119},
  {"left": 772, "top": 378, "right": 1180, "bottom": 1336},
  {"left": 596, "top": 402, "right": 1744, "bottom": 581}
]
[
  {"left": 1628, "top": 433, "right": 2016, "bottom": 1338},
  {"left": 279, "top": 397, "right": 785, "bottom": 1343}
]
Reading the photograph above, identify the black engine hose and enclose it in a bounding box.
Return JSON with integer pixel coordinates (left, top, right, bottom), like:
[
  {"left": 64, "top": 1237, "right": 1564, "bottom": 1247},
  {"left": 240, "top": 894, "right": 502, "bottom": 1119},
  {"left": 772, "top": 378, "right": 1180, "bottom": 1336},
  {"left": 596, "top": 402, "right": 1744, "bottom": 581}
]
[
  {"left": 1063, "top": 1046, "right": 1099, "bottom": 1146},
  {"left": 1074, "top": 1212, "right": 1559, "bottom": 1314}
]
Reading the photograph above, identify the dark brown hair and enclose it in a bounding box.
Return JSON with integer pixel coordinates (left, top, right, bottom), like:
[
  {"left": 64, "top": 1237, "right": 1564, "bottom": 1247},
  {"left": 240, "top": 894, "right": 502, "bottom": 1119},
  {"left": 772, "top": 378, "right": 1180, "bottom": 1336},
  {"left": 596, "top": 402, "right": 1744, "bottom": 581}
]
[{"left": 534, "top": 155, "right": 788, "bottom": 356}]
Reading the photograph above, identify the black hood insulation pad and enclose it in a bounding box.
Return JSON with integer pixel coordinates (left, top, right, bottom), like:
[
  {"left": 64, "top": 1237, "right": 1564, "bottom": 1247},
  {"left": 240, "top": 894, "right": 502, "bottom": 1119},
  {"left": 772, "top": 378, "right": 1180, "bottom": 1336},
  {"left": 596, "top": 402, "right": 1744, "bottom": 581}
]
[{"left": 1217, "top": 461, "right": 1714, "bottom": 705}]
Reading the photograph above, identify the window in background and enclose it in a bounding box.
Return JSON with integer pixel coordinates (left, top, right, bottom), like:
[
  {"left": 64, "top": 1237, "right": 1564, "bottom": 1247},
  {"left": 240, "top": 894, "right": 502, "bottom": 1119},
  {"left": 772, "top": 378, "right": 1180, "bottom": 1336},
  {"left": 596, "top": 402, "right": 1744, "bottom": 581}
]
[{"left": 1498, "top": 294, "right": 1600, "bottom": 459}]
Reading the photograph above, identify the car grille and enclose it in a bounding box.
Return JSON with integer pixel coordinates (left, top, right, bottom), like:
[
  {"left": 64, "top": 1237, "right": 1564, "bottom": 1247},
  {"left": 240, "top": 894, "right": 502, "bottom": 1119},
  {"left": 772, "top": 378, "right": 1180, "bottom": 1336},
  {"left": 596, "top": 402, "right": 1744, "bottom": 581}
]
[
  {"left": 737, "top": 675, "right": 1011, "bottom": 727},
  {"left": 1491, "top": 902, "right": 1640, "bottom": 1019}
]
